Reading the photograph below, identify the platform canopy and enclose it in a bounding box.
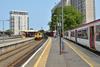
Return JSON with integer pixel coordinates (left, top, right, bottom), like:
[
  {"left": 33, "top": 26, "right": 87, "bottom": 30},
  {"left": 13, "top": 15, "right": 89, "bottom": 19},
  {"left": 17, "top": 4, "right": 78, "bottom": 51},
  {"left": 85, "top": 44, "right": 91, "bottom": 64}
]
[{"left": 21, "top": 30, "right": 38, "bottom": 32}]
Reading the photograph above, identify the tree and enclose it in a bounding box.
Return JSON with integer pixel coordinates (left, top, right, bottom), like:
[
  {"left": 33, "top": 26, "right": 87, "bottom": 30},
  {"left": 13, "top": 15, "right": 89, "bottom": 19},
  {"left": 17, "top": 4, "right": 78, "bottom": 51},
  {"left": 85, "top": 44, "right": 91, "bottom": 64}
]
[
  {"left": 49, "top": 6, "right": 84, "bottom": 31},
  {"left": 63, "top": 6, "right": 84, "bottom": 30},
  {"left": 5, "top": 29, "right": 13, "bottom": 36},
  {"left": 30, "top": 28, "right": 33, "bottom": 30},
  {"left": 48, "top": 21, "right": 56, "bottom": 31}
]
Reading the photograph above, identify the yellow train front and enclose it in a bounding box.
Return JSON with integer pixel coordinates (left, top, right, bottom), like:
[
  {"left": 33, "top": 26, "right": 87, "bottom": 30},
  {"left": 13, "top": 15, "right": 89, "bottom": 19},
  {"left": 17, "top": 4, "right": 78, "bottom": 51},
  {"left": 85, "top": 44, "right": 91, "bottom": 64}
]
[{"left": 34, "top": 32, "right": 43, "bottom": 40}]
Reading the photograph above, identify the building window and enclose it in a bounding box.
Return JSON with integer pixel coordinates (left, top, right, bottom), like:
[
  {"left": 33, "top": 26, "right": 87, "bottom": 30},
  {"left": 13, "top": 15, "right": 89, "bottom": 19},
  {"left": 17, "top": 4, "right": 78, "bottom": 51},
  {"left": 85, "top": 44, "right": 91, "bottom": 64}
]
[
  {"left": 10, "top": 16, "right": 14, "bottom": 32},
  {"left": 18, "top": 16, "right": 21, "bottom": 30}
]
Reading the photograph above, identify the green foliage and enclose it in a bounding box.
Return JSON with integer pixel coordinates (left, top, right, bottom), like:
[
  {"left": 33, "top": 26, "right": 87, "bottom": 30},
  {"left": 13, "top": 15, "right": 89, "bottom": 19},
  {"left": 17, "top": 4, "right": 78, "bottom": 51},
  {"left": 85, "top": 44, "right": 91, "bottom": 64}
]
[
  {"left": 49, "top": 6, "right": 84, "bottom": 31},
  {"left": 5, "top": 29, "right": 13, "bottom": 36},
  {"left": 48, "top": 21, "right": 56, "bottom": 31},
  {"left": 30, "top": 28, "right": 33, "bottom": 30}
]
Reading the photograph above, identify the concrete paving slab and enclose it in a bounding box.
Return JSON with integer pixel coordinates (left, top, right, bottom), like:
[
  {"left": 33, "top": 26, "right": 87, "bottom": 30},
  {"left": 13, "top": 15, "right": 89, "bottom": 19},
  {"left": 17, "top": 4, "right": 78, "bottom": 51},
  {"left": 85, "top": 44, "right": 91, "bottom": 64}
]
[
  {"left": 46, "top": 38, "right": 66, "bottom": 67},
  {"left": 46, "top": 37, "right": 89, "bottom": 67}
]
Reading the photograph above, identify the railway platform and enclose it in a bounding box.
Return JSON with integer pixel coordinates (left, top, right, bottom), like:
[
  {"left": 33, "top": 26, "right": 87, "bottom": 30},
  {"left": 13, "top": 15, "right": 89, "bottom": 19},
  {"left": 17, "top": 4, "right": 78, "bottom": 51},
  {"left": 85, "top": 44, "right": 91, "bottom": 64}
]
[
  {"left": 1, "top": 37, "right": 100, "bottom": 67},
  {"left": 32, "top": 37, "right": 100, "bottom": 67},
  {"left": 0, "top": 38, "right": 34, "bottom": 48}
]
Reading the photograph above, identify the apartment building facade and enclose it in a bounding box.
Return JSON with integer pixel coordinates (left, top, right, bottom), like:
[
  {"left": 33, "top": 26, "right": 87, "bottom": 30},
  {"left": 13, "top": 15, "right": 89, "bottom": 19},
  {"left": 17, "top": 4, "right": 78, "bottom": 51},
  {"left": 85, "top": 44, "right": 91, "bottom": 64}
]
[
  {"left": 52, "top": 0, "right": 95, "bottom": 23},
  {"left": 10, "top": 10, "right": 29, "bottom": 35}
]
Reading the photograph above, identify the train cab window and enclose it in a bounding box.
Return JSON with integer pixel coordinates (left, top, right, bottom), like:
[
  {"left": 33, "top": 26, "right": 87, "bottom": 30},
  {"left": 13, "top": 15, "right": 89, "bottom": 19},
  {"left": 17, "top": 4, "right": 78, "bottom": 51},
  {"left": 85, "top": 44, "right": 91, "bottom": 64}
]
[{"left": 96, "top": 25, "right": 100, "bottom": 41}]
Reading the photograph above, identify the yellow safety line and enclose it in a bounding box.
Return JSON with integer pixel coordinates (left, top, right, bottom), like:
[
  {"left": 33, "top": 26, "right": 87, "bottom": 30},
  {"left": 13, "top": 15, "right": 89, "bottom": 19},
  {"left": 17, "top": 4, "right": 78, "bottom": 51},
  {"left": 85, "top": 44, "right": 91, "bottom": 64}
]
[
  {"left": 34, "top": 38, "right": 52, "bottom": 67},
  {"left": 63, "top": 40, "right": 95, "bottom": 67}
]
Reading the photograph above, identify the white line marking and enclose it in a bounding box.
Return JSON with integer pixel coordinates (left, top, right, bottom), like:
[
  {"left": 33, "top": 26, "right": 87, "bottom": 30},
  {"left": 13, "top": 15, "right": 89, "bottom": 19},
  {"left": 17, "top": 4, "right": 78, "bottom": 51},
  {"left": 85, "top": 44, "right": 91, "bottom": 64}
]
[
  {"left": 21, "top": 38, "right": 49, "bottom": 67},
  {"left": 34, "top": 38, "right": 51, "bottom": 67}
]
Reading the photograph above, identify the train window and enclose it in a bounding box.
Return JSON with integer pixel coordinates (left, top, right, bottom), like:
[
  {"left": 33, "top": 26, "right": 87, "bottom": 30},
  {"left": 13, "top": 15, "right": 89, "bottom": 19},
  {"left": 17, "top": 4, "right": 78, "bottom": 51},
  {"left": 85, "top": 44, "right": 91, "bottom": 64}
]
[
  {"left": 78, "top": 28, "right": 88, "bottom": 39},
  {"left": 71, "top": 31, "right": 75, "bottom": 37},
  {"left": 82, "top": 28, "right": 88, "bottom": 39},
  {"left": 78, "top": 30, "right": 82, "bottom": 38},
  {"left": 66, "top": 32, "right": 69, "bottom": 36},
  {"left": 96, "top": 25, "right": 100, "bottom": 41}
]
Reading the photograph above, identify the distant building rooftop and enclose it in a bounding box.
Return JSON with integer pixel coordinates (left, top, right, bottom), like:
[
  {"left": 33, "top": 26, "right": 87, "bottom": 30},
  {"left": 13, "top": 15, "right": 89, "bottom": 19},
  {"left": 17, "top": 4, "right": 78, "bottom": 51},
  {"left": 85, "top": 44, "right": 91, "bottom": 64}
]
[{"left": 10, "top": 10, "right": 28, "bottom": 15}]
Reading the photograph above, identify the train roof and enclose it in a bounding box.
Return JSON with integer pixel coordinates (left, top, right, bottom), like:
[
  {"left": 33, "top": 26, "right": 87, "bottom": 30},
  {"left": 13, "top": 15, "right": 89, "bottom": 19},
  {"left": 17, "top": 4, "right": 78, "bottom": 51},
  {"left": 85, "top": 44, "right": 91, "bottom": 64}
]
[
  {"left": 80, "top": 19, "right": 100, "bottom": 27},
  {"left": 66, "top": 19, "right": 100, "bottom": 31}
]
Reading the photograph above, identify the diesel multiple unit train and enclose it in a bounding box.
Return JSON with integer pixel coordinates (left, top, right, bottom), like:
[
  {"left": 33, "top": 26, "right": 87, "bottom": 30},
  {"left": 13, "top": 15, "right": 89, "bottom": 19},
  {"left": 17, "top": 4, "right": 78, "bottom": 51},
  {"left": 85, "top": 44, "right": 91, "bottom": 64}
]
[{"left": 64, "top": 19, "right": 100, "bottom": 52}]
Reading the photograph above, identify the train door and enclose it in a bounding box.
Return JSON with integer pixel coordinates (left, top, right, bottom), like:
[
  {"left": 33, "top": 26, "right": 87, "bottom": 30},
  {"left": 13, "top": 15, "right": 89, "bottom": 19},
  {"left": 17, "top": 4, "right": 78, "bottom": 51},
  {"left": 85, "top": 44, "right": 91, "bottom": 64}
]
[
  {"left": 90, "top": 26, "right": 95, "bottom": 49},
  {"left": 75, "top": 30, "right": 77, "bottom": 43}
]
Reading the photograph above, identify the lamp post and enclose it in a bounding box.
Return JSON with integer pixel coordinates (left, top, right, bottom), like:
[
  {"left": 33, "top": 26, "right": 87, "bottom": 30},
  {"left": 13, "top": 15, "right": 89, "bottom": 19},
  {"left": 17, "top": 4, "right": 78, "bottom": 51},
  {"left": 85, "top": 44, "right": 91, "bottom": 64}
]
[
  {"left": 61, "top": 0, "right": 64, "bottom": 37},
  {"left": 59, "top": 0, "right": 64, "bottom": 55},
  {"left": 0, "top": 20, "right": 10, "bottom": 43},
  {"left": 53, "top": 14, "right": 62, "bottom": 54},
  {"left": 59, "top": 21, "right": 62, "bottom": 55},
  {"left": 53, "top": 0, "right": 64, "bottom": 55}
]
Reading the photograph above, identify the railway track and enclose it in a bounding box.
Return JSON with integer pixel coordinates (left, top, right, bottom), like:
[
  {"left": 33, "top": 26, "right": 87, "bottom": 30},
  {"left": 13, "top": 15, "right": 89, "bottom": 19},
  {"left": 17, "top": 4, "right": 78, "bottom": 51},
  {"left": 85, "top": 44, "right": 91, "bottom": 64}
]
[
  {"left": 0, "top": 38, "right": 47, "bottom": 67},
  {"left": 0, "top": 39, "right": 33, "bottom": 55},
  {"left": 0, "top": 38, "right": 22, "bottom": 44}
]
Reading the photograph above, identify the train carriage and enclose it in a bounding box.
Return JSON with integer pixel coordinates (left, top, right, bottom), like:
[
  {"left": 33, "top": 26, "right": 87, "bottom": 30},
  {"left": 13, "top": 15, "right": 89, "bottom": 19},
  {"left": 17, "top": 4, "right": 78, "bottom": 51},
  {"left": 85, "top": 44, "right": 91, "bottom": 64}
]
[
  {"left": 64, "top": 19, "right": 100, "bottom": 52},
  {"left": 76, "top": 25, "right": 90, "bottom": 47},
  {"left": 34, "top": 32, "right": 43, "bottom": 40},
  {"left": 95, "top": 21, "right": 100, "bottom": 51}
]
